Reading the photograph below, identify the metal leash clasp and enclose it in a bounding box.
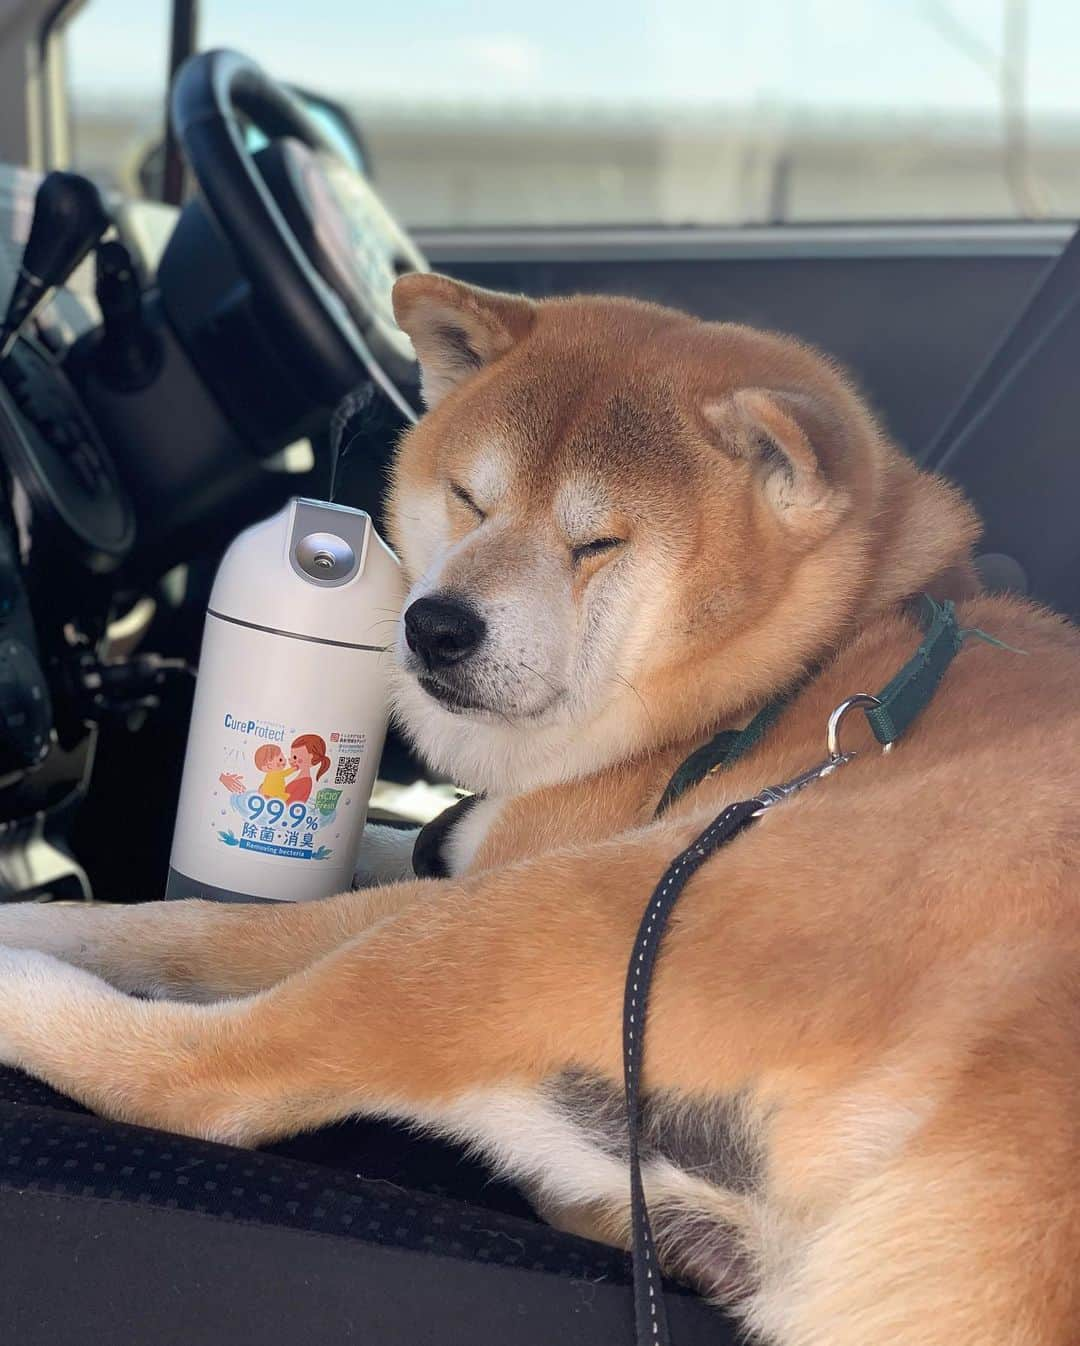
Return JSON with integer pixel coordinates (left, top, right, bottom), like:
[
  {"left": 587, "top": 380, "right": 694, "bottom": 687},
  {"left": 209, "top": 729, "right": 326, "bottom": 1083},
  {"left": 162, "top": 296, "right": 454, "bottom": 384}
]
[{"left": 752, "top": 693, "right": 882, "bottom": 815}]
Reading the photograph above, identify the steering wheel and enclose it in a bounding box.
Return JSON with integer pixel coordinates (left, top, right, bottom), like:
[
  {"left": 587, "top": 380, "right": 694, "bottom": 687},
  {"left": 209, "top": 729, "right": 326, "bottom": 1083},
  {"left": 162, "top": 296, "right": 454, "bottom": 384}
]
[{"left": 171, "top": 49, "right": 425, "bottom": 421}]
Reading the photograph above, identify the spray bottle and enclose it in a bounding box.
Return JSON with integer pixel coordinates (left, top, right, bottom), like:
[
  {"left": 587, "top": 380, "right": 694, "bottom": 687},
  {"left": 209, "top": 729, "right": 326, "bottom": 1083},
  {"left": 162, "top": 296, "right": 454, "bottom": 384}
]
[{"left": 166, "top": 496, "right": 404, "bottom": 902}]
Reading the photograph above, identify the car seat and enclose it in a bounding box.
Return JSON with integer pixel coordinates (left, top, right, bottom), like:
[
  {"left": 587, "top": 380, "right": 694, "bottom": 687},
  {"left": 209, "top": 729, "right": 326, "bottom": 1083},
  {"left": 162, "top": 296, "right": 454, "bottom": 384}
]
[{"left": 0, "top": 1065, "right": 737, "bottom": 1344}]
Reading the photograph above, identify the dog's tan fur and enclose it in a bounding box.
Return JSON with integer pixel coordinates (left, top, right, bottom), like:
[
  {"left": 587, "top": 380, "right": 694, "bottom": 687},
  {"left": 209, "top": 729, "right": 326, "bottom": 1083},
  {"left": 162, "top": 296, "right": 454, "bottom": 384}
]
[{"left": 0, "top": 276, "right": 1078, "bottom": 1344}]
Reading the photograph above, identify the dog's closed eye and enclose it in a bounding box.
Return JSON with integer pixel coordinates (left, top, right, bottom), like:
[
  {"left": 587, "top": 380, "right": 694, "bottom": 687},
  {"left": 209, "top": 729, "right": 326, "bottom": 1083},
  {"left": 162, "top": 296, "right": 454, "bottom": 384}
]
[
  {"left": 571, "top": 537, "right": 625, "bottom": 566},
  {"left": 449, "top": 481, "right": 487, "bottom": 521}
]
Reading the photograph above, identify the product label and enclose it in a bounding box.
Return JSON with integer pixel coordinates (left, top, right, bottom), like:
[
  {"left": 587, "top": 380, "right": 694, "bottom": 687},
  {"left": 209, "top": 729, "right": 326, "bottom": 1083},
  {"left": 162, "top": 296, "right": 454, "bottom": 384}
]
[{"left": 211, "top": 714, "right": 368, "bottom": 862}]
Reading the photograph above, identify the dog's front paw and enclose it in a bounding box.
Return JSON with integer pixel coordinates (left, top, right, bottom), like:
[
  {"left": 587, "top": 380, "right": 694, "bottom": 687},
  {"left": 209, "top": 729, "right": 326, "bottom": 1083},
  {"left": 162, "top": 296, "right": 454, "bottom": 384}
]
[
  {"left": 352, "top": 824, "right": 419, "bottom": 889},
  {"left": 0, "top": 900, "right": 88, "bottom": 962},
  {"left": 0, "top": 946, "right": 51, "bottom": 1066},
  {"left": 0, "top": 901, "right": 48, "bottom": 948},
  {"left": 0, "top": 945, "right": 109, "bottom": 1069}
]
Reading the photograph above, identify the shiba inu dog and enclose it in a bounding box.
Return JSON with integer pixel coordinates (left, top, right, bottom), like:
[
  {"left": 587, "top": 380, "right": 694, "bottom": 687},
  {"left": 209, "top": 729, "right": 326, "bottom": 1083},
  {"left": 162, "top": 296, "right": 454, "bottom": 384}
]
[{"left": 0, "top": 275, "right": 1078, "bottom": 1345}]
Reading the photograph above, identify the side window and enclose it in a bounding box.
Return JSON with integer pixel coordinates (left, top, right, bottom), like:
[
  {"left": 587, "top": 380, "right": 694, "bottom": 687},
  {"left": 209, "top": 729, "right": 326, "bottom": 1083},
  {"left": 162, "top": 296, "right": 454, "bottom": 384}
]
[
  {"left": 57, "top": 0, "right": 1080, "bottom": 225},
  {"left": 202, "top": 0, "right": 1080, "bottom": 228},
  {"left": 61, "top": 0, "right": 171, "bottom": 194}
]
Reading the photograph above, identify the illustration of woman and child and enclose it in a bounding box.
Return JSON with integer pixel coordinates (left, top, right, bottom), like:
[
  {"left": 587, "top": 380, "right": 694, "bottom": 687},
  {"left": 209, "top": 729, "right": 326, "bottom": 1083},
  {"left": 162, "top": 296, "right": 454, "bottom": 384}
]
[{"left": 219, "top": 733, "right": 331, "bottom": 805}]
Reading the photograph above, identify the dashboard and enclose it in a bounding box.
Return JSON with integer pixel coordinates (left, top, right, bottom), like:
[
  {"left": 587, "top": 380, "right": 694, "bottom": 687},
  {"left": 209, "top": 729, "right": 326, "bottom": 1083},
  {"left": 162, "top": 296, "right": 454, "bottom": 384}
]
[
  {"left": 0, "top": 132, "right": 414, "bottom": 902},
  {"left": 0, "top": 139, "right": 407, "bottom": 903},
  {"left": 0, "top": 167, "right": 189, "bottom": 899},
  {"left": 0, "top": 168, "right": 171, "bottom": 573}
]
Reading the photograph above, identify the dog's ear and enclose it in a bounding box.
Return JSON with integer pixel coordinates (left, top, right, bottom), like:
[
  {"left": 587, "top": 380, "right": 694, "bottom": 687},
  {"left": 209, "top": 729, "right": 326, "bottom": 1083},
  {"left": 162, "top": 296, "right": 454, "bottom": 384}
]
[
  {"left": 702, "top": 387, "right": 851, "bottom": 536},
  {"left": 392, "top": 273, "right": 535, "bottom": 407}
]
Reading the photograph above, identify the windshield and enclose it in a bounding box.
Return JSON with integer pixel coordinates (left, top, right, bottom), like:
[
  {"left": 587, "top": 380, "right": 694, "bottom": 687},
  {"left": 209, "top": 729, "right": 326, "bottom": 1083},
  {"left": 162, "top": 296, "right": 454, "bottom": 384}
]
[{"left": 63, "top": 0, "right": 1080, "bottom": 226}]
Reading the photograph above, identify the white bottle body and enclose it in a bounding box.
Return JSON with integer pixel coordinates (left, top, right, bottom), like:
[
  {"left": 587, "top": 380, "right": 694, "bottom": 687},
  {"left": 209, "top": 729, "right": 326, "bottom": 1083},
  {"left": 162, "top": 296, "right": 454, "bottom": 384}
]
[{"left": 167, "top": 498, "right": 404, "bottom": 903}]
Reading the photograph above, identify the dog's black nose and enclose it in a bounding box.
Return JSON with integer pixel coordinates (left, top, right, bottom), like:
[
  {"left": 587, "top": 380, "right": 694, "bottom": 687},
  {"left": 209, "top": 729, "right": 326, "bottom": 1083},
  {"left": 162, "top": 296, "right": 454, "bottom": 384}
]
[{"left": 404, "top": 596, "right": 486, "bottom": 670}]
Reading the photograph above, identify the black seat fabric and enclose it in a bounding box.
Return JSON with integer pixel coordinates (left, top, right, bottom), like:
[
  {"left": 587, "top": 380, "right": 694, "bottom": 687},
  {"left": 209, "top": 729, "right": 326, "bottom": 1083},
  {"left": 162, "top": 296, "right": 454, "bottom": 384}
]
[{"left": 0, "top": 1066, "right": 738, "bottom": 1344}]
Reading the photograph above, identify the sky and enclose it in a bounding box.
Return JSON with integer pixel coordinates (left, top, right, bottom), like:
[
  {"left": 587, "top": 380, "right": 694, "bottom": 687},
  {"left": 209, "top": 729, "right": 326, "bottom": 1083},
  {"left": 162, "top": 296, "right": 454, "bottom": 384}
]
[{"left": 65, "top": 0, "right": 1080, "bottom": 118}]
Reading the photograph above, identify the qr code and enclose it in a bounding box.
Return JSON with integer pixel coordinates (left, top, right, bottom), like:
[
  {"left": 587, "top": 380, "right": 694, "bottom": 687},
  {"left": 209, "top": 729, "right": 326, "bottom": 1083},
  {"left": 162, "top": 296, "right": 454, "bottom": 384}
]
[{"left": 335, "top": 756, "right": 360, "bottom": 786}]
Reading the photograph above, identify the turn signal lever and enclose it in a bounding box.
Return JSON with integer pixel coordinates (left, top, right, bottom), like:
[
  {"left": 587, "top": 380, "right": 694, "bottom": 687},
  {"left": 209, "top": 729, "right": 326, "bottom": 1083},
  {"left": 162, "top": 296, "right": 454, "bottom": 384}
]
[
  {"left": 91, "top": 239, "right": 162, "bottom": 391},
  {"left": 0, "top": 172, "right": 109, "bottom": 360}
]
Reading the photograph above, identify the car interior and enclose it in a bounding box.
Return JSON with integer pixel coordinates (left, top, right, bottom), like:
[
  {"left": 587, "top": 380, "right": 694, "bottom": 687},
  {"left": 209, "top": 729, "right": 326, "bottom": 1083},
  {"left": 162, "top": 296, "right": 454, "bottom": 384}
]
[{"left": 0, "top": 1, "right": 1078, "bottom": 1341}]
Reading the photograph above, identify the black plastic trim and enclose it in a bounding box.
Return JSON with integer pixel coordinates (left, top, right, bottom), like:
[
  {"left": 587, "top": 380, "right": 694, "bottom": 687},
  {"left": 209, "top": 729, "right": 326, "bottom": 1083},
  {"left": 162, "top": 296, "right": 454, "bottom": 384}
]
[{"left": 419, "top": 221, "right": 1072, "bottom": 265}]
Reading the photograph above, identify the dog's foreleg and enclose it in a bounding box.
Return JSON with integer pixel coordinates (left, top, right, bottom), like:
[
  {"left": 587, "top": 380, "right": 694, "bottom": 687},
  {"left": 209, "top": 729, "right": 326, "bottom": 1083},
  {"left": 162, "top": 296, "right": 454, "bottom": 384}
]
[
  {"left": 0, "top": 827, "right": 717, "bottom": 1141},
  {"left": 0, "top": 818, "right": 792, "bottom": 1313},
  {"left": 0, "top": 883, "right": 424, "bottom": 1000},
  {"left": 0, "top": 821, "right": 942, "bottom": 1318}
]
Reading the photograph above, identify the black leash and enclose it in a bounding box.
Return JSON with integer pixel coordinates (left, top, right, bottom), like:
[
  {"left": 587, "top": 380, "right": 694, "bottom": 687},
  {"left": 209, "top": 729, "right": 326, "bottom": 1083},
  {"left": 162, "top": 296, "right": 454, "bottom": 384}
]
[
  {"left": 623, "top": 797, "right": 762, "bottom": 1343},
  {"left": 622, "top": 595, "right": 1022, "bottom": 1345}
]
